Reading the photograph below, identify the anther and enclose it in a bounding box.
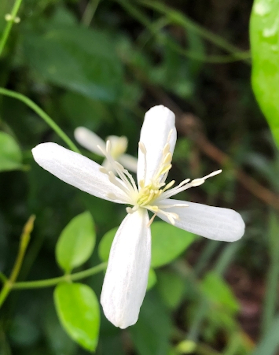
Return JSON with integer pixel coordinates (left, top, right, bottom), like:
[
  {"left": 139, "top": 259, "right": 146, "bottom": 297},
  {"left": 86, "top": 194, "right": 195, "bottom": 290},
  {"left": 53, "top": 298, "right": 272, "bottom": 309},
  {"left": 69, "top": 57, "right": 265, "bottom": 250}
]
[
  {"left": 163, "top": 143, "right": 170, "bottom": 156},
  {"left": 139, "top": 142, "right": 146, "bottom": 154},
  {"left": 106, "top": 140, "right": 111, "bottom": 153},
  {"left": 99, "top": 167, "right": 108, "bottom": 174},
  {"left": 163, "top": 180, "right": 175, "bottom": 190},
  {"left": 163, "top": 152, "right": 172, "bottom": 165},
  {"left": 107, "top": 193, "right": 117, "bottom": 200},
  {"left": 191, "top": 178, "right": 205, "bottom": 187}
]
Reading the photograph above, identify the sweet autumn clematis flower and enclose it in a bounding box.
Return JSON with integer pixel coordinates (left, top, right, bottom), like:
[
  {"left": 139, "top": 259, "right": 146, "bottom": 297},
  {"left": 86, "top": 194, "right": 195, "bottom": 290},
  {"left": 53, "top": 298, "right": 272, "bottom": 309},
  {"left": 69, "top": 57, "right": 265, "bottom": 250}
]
[
  {"left": 32, "top": 105, "right": 245, "bottom": 329},
  {"left": 74, "top": 127, "right": 138, "bottom": 173}
]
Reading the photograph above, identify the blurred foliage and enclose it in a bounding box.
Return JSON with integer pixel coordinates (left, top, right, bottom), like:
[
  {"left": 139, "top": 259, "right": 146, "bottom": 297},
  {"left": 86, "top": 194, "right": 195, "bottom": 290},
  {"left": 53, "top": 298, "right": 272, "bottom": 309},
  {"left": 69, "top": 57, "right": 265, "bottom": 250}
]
[{"left": 0, "top": 0, "right": 279, "bottom": 354}]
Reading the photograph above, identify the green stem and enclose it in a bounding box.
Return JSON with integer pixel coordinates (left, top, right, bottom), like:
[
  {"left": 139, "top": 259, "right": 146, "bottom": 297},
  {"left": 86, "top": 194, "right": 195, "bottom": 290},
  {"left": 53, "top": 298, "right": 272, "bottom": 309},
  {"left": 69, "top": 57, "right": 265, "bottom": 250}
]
[
  {"left": 137, "top": 0, "right": 250, "bottom": 61},
  {"left": 0, "top": 0, "right": 23, "bottom": 57},
  {"left": 0, "top": 216, "right": 35, "bottom": 308},
  {"left": 116, "top": 0, "right": 249, "bottom": 64},
  {"left": 12, "top": 262, "right": 107, "bottom": 289},
  {"left": 82, "top": 0, "right": 102, "bottom": 27},
  {"left": 187, "top": 242, "right": 241, "bottom": 341},
  {"left": 0, "top": 88, "right": 80, "bottom": 153},
  {"left": 194, "top": 240, "right": 220, "bottom": 276}
]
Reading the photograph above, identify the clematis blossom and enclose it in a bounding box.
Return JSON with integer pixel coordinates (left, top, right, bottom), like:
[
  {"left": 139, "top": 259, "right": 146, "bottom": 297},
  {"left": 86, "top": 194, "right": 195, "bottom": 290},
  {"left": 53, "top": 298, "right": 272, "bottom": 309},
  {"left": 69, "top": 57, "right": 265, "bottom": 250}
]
[
  {"left": 74, "top": 127, "right": 138, "bottom": 173},
  {"left": 32, "top": 105, "right": 245, "bottom": 329}
]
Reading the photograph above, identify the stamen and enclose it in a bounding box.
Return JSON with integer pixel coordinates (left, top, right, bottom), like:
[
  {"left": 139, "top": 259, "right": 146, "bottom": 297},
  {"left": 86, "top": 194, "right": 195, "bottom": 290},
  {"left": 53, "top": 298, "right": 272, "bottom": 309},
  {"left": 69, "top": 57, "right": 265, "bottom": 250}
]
[
  {"left": 106, "top": 140, "right": 111, "bottom": 153},
  {"left": 163, "top": 143, "right": 170, "bottom": 156},
  {"left": 191, "top": 178, "right": 205, "bottom": 187},
  {"left": 157, "top": 170, "right": 222, "bottom": 201},
  {"left": 97, "top": 144, "right": 106, "bottom": 156},
  {"left": 163, "top": 180, "right": 175, "bottom": 191},
  {"left": 99, "top": 167, "right": 108, "bottom": 174},
  {"left": 158, "top": 203, "right": 189, "bottom": 209},
  {"left": 139, "top": 142, "right": 146, "bottom": 154},
  {"left": 107, "top": 193, "right": 117, "bottom": 200},
  {"left": 108, "top": 171, "right": 131, "bottom": 195},
  {"left": 168, "top": 129, "right": 174, "bottom": 139},
  {"left": 163, "top": 152, "right": 172, "bottom": 165},
  {"left": 139, "top": 141, "right": 147, "bottom": 182},
  {"left": 147, "top": 213, "right": 157, "bottom": 227}
]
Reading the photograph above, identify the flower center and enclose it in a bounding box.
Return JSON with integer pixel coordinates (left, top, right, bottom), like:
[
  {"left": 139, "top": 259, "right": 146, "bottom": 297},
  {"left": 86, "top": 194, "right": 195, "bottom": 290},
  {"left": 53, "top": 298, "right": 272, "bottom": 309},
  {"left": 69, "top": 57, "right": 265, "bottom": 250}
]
[
  {"left": 98, "top": 138, "right": 222, "bottom": 226},
  {"left": 136, "top": 184, "right": 163, "bottom": 207}
]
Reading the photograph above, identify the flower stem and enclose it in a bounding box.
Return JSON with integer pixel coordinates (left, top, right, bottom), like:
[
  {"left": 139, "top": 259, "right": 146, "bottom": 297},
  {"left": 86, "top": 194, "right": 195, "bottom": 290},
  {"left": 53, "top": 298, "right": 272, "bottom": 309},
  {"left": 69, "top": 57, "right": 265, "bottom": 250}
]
[
  {"left": 136, "top": 0, "right": 251, "bottom": 63},
  {"left": 0, "top": 0, "right": 23, "bottom": 57},
  {"left": 118, "top": 0, "right": 250, "bottom": 64},
  {"left": 12, "top": 262, "right": 107, "bottom": 289},
  {"left": 0, "top": 215, "right": 35, "bottom": 308},
  {"left": 0, "top": 88, "right": 80, "bottom": 153},
  {"left": 82, "top": 0, "right": 102, "bottom": 27}
]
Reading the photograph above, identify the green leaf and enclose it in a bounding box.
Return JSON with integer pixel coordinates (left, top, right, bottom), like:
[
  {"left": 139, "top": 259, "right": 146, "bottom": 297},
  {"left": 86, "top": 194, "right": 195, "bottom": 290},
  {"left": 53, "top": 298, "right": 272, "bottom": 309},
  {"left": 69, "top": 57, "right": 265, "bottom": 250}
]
[
  {"left": 54, "top": 283, "right": 100, "bottom": 351},
  {"left": 0, "top": 132, "right": 22, "bottom": 171},
  {"left": 130, "top": 290, "right": 172, "bottom": 355},
  {"left": 151, "top": 222, "right": 196, "bottom": 268},
  {"left": 56, "top": 211, "right": 95, "bottom": 273},
  {"left": 201, "top": 272, "right": 239, "bottom": 314},
  {"left": 60, "top": 92, "right": 111, "bottom": 131},
  {"left": 157, "top": 270, "right": 185, "bottom": 309},
  {"left": 98, "top": 222, "right": 196, "bottom": 268},
  {"left": 21, "top": 26, "right": 123, "bottom": 102},
  {"left": 250, "top": 1, "right": 279, "bottom": 147},
  {"left": 147, "top": 268, "right": 157, "bottom": 290},
  {"left": 98, "top": 226, "right": 118, "bottom": 262}
]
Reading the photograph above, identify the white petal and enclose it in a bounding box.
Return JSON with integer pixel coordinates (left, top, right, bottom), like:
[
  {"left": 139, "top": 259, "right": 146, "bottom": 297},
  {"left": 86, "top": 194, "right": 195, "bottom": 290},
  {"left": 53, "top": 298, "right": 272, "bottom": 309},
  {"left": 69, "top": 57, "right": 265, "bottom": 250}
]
[
  {"left": 107, "top": 135, "right": 128, "bottom": 159},
  {"left": 74, "top": 127, "right": 105, "bottom": 155},
  {"left": 32, "top": 143, "right": 128, "bottom": 203},
  {"left": 137, "top": 105, "right": 177, "bottom": 185},
  {"left": 118, "top": 154, "right": 138, "bottom": 173},
  {"left": 101, "top": 209, "right": 151, "bottom": 328},
  {"left": 157, "top": 199, "right": 245, "bottom": 242}
]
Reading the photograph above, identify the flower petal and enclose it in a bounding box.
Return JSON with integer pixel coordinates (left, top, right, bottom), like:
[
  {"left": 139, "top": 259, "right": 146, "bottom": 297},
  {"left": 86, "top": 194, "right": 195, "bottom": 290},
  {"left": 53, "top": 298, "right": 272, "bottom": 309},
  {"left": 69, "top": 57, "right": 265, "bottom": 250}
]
[
  {"left": 101, "top": 209, "right": 151, "bottom": 328},
  {"left": 74, "top": 127, "right": 105, "bottom": 155},
  {"left": 32, "top": 143, "right": 128, "bottom": 203},
  {"left": 107, "top": 135, "right": 128, "bottom": 159},
  {"left": 137, "top": 105, "right": 177, "bottom": 185},
  {"left": 157, "top": 199, "right": 245, "bottom": 242},
  {"left": 118, "top": 154, "right": 138, "bottom": 173}
]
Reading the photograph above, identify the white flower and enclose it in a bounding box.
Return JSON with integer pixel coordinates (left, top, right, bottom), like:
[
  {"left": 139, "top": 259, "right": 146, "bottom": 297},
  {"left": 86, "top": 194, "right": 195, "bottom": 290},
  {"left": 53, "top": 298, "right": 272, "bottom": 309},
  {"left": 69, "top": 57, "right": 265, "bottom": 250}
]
[
  {"left": 74, "top": 127, "right": 138, "bottom": 173},
  {"left": 32, "top": 105, "right": 245, "bottom": 329}
]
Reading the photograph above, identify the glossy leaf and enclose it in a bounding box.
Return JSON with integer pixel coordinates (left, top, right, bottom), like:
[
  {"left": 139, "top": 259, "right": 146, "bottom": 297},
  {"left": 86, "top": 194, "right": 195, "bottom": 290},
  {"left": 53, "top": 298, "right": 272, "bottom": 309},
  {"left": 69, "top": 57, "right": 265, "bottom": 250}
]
[
  {"left": 130, "top": 290, "right": 172, "bottom": 355},
  {"left": 147, "top": 268, "right": 157, "bottom": 290},
  {"left": 21, "top": 26, "right": 123, "bottom": 102},
  {"left": 250, "top": 0, "right": 279, "bottom": 147},
  {"left": 56, "top": 211, "right": 95, "bottom": 273},
  {"left": 0, "top": 132, "right": 22, "bottom": 171},
  {"left": 157, "top": 271, "right": 185, "bottom": 309},
  {"left": 150, "top": 222, "right": 196, "bottom": 268},
  {"left": 54, "top": 283, "right": 100, "bottom": 351},
  {"left": 98, "top": 226, "right": 118, "bottom": 262}
]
